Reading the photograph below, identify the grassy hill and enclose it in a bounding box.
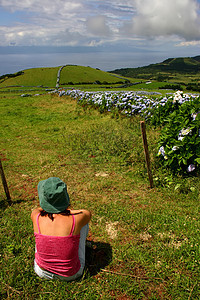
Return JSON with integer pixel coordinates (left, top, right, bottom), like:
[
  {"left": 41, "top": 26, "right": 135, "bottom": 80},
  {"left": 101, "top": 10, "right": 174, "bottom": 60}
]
[
  {"left": 0, "top": 67, "right": 60, "bottom": 88},
  {"left": 0, "top": 65, "right": 129, "bottom": 89},
  {"left": 1, "top": 57, "right": 200, "bottom": 93},
  {"left": 109, "top": 56, "right": 200, "bottom": 92},
  {"left": 59, "top": 65, "right": 128, "bottom": 85},
  {"left": 110, "top": 56, "right": 200, "bottom": 78}
]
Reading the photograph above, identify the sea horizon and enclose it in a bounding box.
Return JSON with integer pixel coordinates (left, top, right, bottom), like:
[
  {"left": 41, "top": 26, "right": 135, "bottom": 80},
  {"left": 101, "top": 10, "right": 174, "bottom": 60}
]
[{"left": 0, "top": 48, "right": 181, "bottom": 76}]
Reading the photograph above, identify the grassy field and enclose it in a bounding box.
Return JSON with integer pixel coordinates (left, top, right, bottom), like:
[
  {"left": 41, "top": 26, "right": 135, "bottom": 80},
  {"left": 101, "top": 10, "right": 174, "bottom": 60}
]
[
  {"left": 59, "top": 65, "right": 129, "bottom": 85},
  {"left": 1, "top": 64, "right": 200, "bottom": 96},
  {"left": 0, "top": 65, "right": 131, "bottom": 90},
  {"left": 0, "top": 90, "right": 199, "bottom": 299},
  {"left": 0, "top": 67, "right": 60, "bottom": 88}
]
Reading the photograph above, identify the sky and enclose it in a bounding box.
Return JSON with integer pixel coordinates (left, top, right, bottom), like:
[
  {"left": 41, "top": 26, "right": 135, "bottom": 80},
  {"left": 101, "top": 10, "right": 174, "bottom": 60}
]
[{"left": 0, "top": 0, "right": 200, "bottom": 75}]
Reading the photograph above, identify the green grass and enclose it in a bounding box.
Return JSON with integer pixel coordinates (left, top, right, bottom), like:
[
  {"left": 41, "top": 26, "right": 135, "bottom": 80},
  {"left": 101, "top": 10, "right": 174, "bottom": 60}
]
[
  {"left": 59, "top": 65, "right": 128, "bottom": 85},
  {"left": 110, "top": 56, "right": 200, "bottom": 77},
  {"left": 0, "top": 67, "right": 60, "bottom": 88},
  {"left": 1, "top": 64, "right": 200, "bottom": 95},
  {"left": 0, "top": 92, "right": 199, "bottom": 299},
  {"left": 0, "top": 65, "right": 130, "bottom": 90}
]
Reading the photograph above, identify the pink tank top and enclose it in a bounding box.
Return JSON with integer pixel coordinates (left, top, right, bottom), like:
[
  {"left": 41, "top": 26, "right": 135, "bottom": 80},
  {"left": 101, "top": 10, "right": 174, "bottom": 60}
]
[{"left": 34, "top": 213, "right": 81, "bottom": 277}]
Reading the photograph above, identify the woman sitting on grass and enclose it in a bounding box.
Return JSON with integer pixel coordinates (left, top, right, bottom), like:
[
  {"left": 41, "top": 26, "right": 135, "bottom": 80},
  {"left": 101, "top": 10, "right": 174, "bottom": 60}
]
[{"left": 31, "top": 177, "right": 91, "bottom": 281}]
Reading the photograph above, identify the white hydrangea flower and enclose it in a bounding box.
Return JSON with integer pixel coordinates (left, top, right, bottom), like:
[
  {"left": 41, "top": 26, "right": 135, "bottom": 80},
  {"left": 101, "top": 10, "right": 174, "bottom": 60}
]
[
  {"left": 178, "top": 128, "right": 192, "bottom": 141},
  {"left": 191, "top": 112, "right": 200, "bottom": 121},
  {"left": 187, "top": 164, "right": 195, "bottom": 172},
  {"left": 172, "top": 146, "right": 179, "bottom": 151},
  {"left": 158, "top": 146, "right": 165, "bottom": 156},
  {"left": 181, "top": 128, "right": 192, "bottom": 136},
  {"left": 173, "top": 91, "right": 183, "bottom": 103}
]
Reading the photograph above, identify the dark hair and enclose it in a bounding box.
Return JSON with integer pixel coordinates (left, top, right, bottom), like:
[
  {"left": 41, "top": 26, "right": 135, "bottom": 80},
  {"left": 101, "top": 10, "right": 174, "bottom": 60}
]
[{"left": 40, "top": 208, "right": 71, "bottom": 221}]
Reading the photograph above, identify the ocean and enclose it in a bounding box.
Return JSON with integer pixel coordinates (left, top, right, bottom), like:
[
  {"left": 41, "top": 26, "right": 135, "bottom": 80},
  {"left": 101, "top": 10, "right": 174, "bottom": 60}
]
[{"left": 0, "top": 49, "right": 168, "bottom": 76}]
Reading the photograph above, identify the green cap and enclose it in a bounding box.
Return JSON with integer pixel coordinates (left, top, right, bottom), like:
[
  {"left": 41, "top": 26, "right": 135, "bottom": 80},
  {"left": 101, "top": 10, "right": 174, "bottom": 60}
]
[{"left": 38, "top": 177, "right": 70, "bottom": 213}]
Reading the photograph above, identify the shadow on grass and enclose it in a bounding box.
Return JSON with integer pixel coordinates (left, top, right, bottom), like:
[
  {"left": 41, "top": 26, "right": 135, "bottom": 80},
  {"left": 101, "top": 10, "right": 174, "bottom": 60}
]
[
  {"left": 0, "top": 198, "right": 27, "bottom": 210},
  {"left": 0, "top": 198, "right": 13, "bottom": 210},
  {"left": 85, "top": 241, "right": 112, "bottom": 276}
]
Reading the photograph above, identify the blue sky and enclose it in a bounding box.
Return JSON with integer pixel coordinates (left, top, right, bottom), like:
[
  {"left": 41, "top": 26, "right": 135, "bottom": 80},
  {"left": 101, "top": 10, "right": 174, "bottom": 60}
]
[{"left": 0, "top": 0, "right": 200, "bottom": 74}]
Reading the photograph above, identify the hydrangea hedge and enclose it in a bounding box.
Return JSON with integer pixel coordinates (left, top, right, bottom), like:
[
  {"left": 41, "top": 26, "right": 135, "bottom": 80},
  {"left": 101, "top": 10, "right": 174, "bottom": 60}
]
[
  {"left": 154, "top": 92, "right": 200, "bottom": 175},
  {"left": 59, "top": 89, "right": 200, "bottom": 175}
]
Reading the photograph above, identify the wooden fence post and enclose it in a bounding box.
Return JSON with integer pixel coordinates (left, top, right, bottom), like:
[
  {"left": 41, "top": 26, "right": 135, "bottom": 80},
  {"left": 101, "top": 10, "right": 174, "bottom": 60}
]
[
  {"left": 140, "top": 121, "right": 154, "bottom": 188},
  {"left": 0, "top": 158, "right": 12, "bottom": 204}
]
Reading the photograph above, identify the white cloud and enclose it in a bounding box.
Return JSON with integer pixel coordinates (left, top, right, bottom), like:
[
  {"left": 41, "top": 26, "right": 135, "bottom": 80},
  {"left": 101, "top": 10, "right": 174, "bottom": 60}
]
[
  {"left": 0, "top": 0, "right": 83, "bottom": 14},
  {"left": 0, "top": 0, "right": 200, "bottom": 47},
  {"left": 125, "top": 0, "right": 200, "bottom": 40}
]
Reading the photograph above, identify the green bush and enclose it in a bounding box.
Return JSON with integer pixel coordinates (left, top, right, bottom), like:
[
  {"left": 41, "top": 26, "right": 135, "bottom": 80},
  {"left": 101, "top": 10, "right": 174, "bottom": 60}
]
[{"left": 154, "top": 92, "right": 200, "bottom": 175}]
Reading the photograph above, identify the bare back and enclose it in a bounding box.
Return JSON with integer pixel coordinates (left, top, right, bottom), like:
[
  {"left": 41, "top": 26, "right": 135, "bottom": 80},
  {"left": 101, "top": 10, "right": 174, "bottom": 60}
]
[{"left": 31, "top": 208, "right": 91, "bottom": 237}]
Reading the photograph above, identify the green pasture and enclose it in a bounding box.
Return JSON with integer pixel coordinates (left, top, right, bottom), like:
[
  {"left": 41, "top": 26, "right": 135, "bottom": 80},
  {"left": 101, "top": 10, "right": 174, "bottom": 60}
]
[
  {"left": 59, "top": 65, "right": 128, "bottom": 85},
  {"left": 0, "top": 91, "right": 199, "bottom": 299},
  {"left": 0, "top": 67, "right": 60, "bottom": 88},
  {"left": 0, "top": 65, "right": 129, "bottom": 90},
  {"left": 1, "top": 65, "right": 200, "bottom": 96}
]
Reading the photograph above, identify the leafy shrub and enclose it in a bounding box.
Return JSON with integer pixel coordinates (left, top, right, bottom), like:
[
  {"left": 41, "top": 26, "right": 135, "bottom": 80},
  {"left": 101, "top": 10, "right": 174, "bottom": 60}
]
[
  {"left": 155, "top": 92, "right": 200, "bottom": 175},
  {"left": 0, "top": 71, "right": 24, "bottom": 81},
  {"left": 186, "top": 83, "right": 200, "bottom": 92},
  {"left": 159, "top": 84, "right": 182, "bottom": 90}
]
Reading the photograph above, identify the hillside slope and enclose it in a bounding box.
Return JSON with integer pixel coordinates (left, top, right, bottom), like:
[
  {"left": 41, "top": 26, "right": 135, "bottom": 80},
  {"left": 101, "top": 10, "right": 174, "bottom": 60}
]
[
  {"left": 0, "top": 65, "right": 128, "bottom": 88},
  {"left": 59, "top": 65, "right": 128, "bottom": 85},
  {"left": 110, "top": 56, "right": 200, "bottom": 78},
  {"left": 0, "top": 67, "right": 60, "bottom": 87}
]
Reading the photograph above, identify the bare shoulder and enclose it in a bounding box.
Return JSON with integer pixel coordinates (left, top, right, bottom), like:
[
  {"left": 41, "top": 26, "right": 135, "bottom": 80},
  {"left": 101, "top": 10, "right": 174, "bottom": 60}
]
[
  {"left": 70, "top": 209, "right": 91, "bottom": 225},
  {"left": 31, "top": 207, "right": 42, "bottom": 221}
]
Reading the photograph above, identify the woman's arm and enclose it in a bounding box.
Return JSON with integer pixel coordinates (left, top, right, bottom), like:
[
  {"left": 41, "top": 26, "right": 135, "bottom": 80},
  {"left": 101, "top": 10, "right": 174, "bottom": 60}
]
[{"left": 71, "top": 209, "right": 91, "bottom": 230}]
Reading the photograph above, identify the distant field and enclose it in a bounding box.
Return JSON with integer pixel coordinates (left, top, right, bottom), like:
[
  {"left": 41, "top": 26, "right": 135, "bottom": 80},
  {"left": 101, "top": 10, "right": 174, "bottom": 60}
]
[
  {"left": 0, "top": 67, "right": 60, "bottom": 87},
  {"left": 0, "top": 65, "right": 130, "bottom": 90},
  {"left": 110, "top": 56, "right": 200, "bottom": 92},
  {"left": 0, "top": 64, "right": 200, "bottom": 95},
  {"left": 59, "top": 65, "right": 128, "bottom": 85}
]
